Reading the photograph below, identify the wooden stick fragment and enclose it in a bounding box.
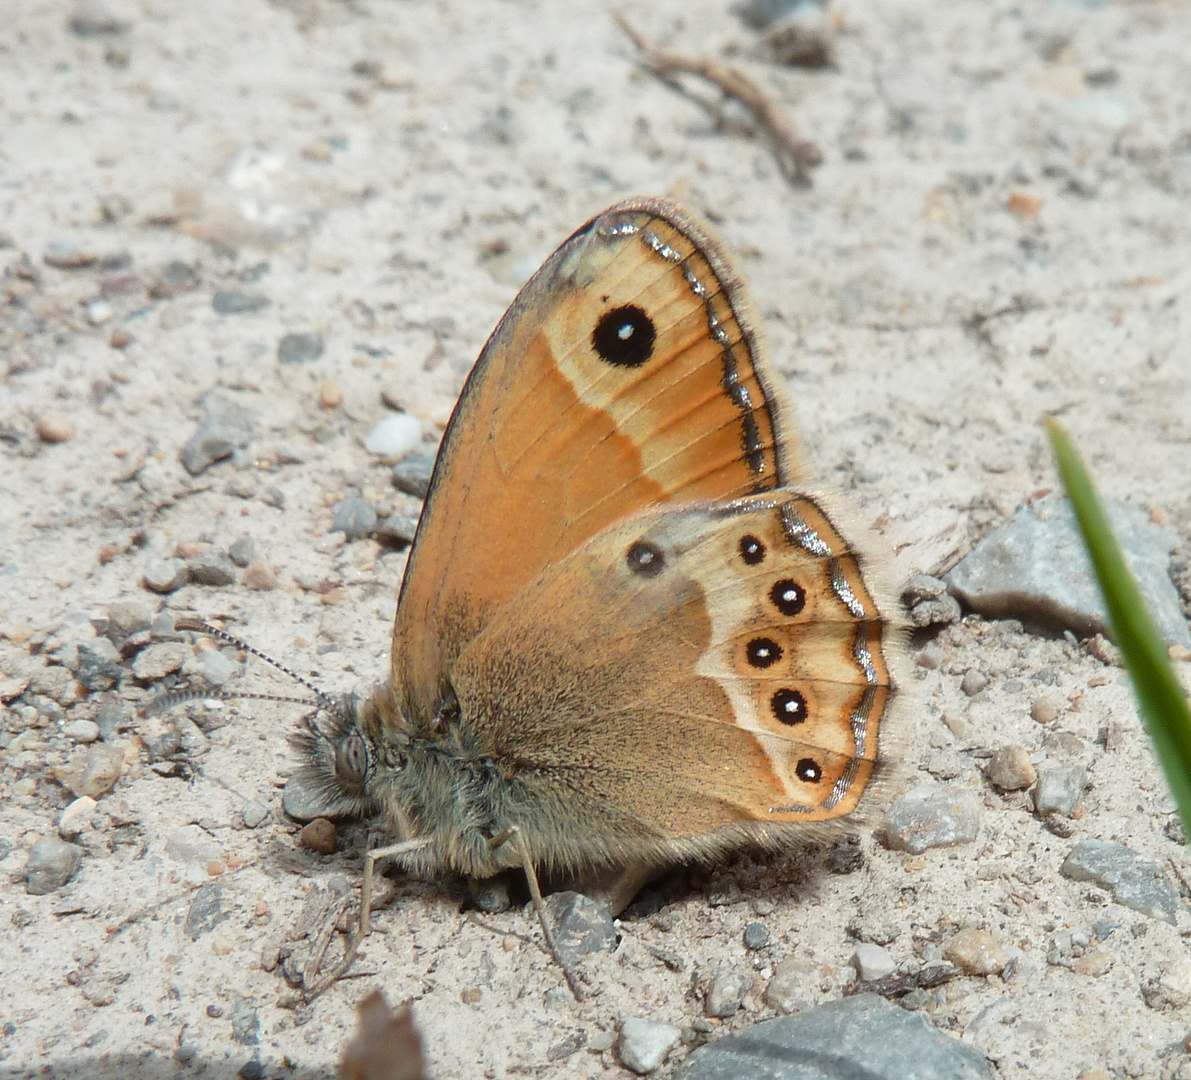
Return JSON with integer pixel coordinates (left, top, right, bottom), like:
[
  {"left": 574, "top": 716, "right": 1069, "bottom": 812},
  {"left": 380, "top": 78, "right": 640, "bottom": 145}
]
[{"left": 615, "top": 12, "right": 822, "bottom": 182}]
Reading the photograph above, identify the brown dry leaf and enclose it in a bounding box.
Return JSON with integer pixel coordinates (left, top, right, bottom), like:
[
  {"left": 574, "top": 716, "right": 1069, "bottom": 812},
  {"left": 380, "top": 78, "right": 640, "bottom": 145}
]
[{"left": 339, "top": 990, "right": 426, "bottom": 1080}]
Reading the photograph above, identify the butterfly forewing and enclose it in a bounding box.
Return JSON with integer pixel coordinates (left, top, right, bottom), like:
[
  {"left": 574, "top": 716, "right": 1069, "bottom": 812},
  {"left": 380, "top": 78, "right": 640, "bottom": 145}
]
[{"left": 392, "top": 198, "right": 802, "bottom": 727}]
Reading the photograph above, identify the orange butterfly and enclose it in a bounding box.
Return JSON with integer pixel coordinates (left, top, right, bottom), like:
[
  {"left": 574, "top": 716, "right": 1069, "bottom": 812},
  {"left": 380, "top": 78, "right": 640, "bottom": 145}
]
[{"left": 293, "top": 197, "right": 901, "bottom": 994}]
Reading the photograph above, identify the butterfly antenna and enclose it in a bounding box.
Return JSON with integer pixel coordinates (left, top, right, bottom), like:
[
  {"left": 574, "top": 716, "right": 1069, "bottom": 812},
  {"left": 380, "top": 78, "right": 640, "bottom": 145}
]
[
  {"left": 140, "top": 687, "right": 327, "bottom": 718},
  {"left": 171, "top": 618, "right": 342, "bottom": 711}
]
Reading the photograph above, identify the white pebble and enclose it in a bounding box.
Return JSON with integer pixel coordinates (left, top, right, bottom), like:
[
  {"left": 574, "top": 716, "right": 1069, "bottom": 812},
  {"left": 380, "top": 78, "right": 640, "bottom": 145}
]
[
  {"left": 59, "top": 796, "right": 98, "bottom": 839},
  {"left": 364, "top": 413, "right": 422, "bottom": 461},
  {"left": 852, "top": 942, "right": 897, "bottom": 981}
]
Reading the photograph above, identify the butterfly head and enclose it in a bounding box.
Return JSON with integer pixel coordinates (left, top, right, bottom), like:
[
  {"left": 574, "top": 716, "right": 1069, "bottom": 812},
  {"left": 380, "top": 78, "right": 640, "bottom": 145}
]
[{"left": 290, "top": 690, "right": 411, "bottom": 820}]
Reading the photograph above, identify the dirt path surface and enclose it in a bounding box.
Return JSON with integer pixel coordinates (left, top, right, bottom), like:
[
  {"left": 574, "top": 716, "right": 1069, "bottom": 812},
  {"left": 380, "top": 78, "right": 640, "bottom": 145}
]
[{"left": 3, "top": 1, "right": 1191, "bottom": 1077}]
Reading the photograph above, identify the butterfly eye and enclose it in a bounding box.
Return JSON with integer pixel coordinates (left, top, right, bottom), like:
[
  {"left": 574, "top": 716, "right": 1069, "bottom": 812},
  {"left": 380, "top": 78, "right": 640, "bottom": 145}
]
[
  {"left": 334, "top": 732, "right": 371, "bottom": 789},
  {"left": 626, "top": 540, "right": 665, "bottom": 578},
  {"left": 771, "top": 688, "right": 807, "bottom": 725},
  {"left": 592, "top": 304, "right": 656, "bottom": 368},
  {"left": 739, "top": 534, "right": 766, "bottom": 565},
  {"left": 795, "top": 758, "right": 822, "bottom": 783},
  {"left": 770, "top": 579, "right": 806, "bottom": 617},
  {"left": 746, "top": 637, "right": 783, "bottom": 669}
]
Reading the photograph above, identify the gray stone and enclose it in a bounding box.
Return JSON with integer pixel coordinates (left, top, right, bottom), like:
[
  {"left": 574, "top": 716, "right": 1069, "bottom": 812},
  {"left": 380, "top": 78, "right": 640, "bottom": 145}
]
[
  {"left": 618, "top": 1018, "right": 682, "bottom": 1074},
  {"left": 743, "top": 921, "right": 770, "bottom": 950},
  {"left": 190, "top": 649, "right": 237, "bottom": 687},
  {"left": 902, "top": 574, "right": 947, "bottom": 603},
  {"left": 230, "top": 999, "right": 260, "bottom": 1045},
  {"left": 277, "top": 331, "right": 324, "bottom": 364},
  {"left": 142, "top": 557, "right": 188, "bottom": 593},
  {"left": 185, "top": 883, "right": 227, "bottom": 939},
  {"left": 1061, "top": 839, "right": 1177, "bottom": 924},
  {"left": 546, "top": 891, "right": 617, "bottom": 968},
  {"left": 882, "top": 783, "right": 981, "bottom": 854},
  {"left": 180, "top": 392, "right": 255, "bottom": 476},
  {"left": 392, "top": 453, "right": 436, "bottom": 498},
  {"left": 105, "top": 599, "right": 152, "bottom": 644},
  {"left": 242, "top": 800, "right": 270, "bottom": 829},
  {"left": 68, "top": 1, "right": 131, "bottom": 38},
  {"left": 228, "top": 535, "right": 255, "bottom": 567},
  {"left": 960, "top": 669, "right": 988, "bottom": 696},
  {"left": 132, "top": 641, "right": 190, "bottom": 681},
  {"left": 852, "top": 943, "right": 896, "bottom": 982},
  {"left": 677, "top": 994, "right": 994, "bottom": 1080},
  {"left": 706, "top": 968, "right": 752, "bottom": 1017},
  {"left": 75, "top": 642, "right": 123, "bottom": 692},
  {"left": 63, "top": 719, "right": 101, "bottom": 744},
  {"left": 469, "top": 876, "right": 513, "bottom": 913},
  {"left": 763, "top": 956, "right": 806, "bottom": 1014},
  {"left": 332, "top": 497, "right": 377, "bottom": 541},
  {"left": 26, "top": 837, "right": 83, "bottom": 895},
  {"left": 94, "top": 701, "right": 131, "bottom": 741},
  {"left": 1034, "top": 761, "right": 1087, "bottom": 816},
  {"left": 147, "top": 259, "right": 199, "bottom": 298},
  {"left": 188, "top": 549, "right": 237, "bottom": 586},
  {"left": 908, "top": 593, "right": 962, "bottom": 627},
  {"left": 945, "top": 493, "right": 1191, "bottom": 647},
  {"left": 212, "top": 290, "right": 270, "bottom": 315},
  {"left": 57, "top": 743, "right": 124, "bottom": 798},
  {"left": 375, "top": 511, "right": 421, "bottom": 546}
]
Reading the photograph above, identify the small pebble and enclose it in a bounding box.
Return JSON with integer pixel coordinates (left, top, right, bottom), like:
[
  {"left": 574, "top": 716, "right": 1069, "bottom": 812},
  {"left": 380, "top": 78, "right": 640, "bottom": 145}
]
[
  {"left": 960, "top": 669, "right": 988, "bottom": 696},
  {"left": 165, "top": 825, "right": 223, "bottom": 867},
  {"left": 36, "top": 412, "right": 76, "bottom": 443},
  {"left": 277, "top": 331, "right": 324, "bottom": 365},
  {"left": 25, "top": 837, "right": 83, "bottom": 895},
  {"left": 985, "top": 745, "right": 1036, "bottom": 791},
  {"left": 588, "top": 1030, "right": 617, "bottom": 1053},
  {"left": 546, "top": 892, "right": 617, "bottom": 967},
  {"left": 242, "top": 801, "right": 270, "bottom": 829},
  {"left": 852, "top": 942, "right": 896, "bottom": 981},
  {"left": 63, "top": 719, "right": 101, "bottom": 744},
  {"left": 180, "top": 392, "right": 254, "bottom": 476},
  {"left": 132, "top": 641, "right": 190, "bottom": 681},
  {"left": 1061, "top": 838, "right": 1177, "bottom": 924},
  {"left": 56, "top": 744, "right": 124, "bottom": 799},
  {"left": 58, "top": 796, "right": 98, "bottom": 840},
  {"left": 1142, "top": 957, "right": 1191, "bottom": 1010},
  {"left": 142, "top": 556, "right": 188, "bottom": 593},
  {"left": 1031, "top": 691, "right": 1064, "bottom": 724},
  {"left": 86, "top": 298, "right": 114, "bottom": 325},
  {"left": 105, "top": 599, "right": 152, "bottom": 644},
  {"left": 185, "top": 882, "right": 227, "bottom": 939},
  {"left": 318, "top": 382, "right": 342, "bottom": 408},
  {"left": 43, "top": 238, "right": 96, "bottom": 269},
  {"left": 944, "top": 928, "right": 1007, "bottom": 975},
  {"left": 705, "top": 968, "right": 751, "bottom": 1017},
  {"left": 618, "top": 1018, "right": 682, "bottom": 1074},
  {"left": 365, "top": 413, "right": 423, "bottom": 461},
  {"left": 299, "top": 818, "right": 337, "bottom": 855},
  {"left": 883, "top": 782, "right": 981, "bottom": 853},
  {"left": 916, "top": 644, "right": 944, "bottom": 670},
  {"left": 375, "top": 512, "right": 420, "bottom": 547},
  {"left": 109, "top": 327, "right": 132, "bottom": 348},
  {"left": 193, "top": 649, "right": 237, "bottom": 687},
  {"left": 242, "top": 560, "right": 278, "bottom": 591},
  {"left": 332, "top": 497, "right": 378, "bottom": 541},
  {"left": 75, "top": 642, "right": 122, "bottom": 691},
  {"left": 212, "top": 291, "right": 270, "bottom": 315},
  {"left": 743, "top": 921, "right": 770, "bottom": 950},
  {"left": 188, "top": 549, "right": 237, "bottom": 586},
  {"left": 392, "top": 453, "right": 436, "bottom": 498},
  {"left": 763, "top": 955, "right": 805, "bottom": 1014},
  {"left": 147, "top": 260, "right": 199, "bottom": 298},
  {"left": 227, "top": 535, "right": 255, "bottom": 567},
  {"left": 1034, "top": 761, "right": 1087, "bottom": 817}
]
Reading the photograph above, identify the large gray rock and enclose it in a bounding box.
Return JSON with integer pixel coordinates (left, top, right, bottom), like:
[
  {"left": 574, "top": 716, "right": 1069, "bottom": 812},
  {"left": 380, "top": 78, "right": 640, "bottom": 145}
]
[
  {"left": 945, "top": 493, "right": 1190, "bottom": 646},
  {"left": 1061, "top": 838, "right": 1178, "bottom": 924},
  {"left": 678, "top": 994, "right": 993, "bottom": 1079}
]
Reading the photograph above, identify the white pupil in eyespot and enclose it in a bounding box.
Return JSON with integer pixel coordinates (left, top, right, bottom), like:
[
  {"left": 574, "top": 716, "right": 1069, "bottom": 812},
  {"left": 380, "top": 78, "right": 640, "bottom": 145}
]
[{"left": 617, "top": 323, "right": 634, "bottom": 340}]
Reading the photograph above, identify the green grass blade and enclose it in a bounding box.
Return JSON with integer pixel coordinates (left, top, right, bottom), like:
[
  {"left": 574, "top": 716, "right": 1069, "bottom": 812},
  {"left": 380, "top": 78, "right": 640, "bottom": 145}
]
[{"left": 1046, "top": 417, "right": 1191, "bottom": 837}]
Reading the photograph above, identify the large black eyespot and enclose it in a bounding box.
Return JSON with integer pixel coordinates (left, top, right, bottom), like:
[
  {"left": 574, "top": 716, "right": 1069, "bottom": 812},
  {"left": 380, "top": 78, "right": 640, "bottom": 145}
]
[
  {"left": 626, "top": 540, "right": 665, "bottom": 577},
  {"left": 334, "top": 732, "right": 370, "bottom": 790},
  {"left": 746, "top": 637, "right": 783, "bottom": 669},
  {"left": 795, "top": 757, "right": 822, "bottom": 783},
  {"left": 592, "top": 305, "right": 655, "bottom": 367},
  {"left": 770, "top": 579, "right": 806, "bottom": 617},
  {"left": 771, "top": 689, "right": 807, "bottom": 725},
  {"left": 739, "top": 534, "right": 766, "bottom": 566}
]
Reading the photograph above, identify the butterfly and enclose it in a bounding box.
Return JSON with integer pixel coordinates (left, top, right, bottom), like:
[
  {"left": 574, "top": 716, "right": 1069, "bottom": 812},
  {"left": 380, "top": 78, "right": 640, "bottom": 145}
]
[{"left": 291, "top": 196, "right": 900, "bottom": 995}]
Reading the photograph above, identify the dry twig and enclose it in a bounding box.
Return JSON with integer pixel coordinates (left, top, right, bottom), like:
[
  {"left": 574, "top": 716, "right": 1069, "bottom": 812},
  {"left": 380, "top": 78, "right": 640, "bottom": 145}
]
[{"left": 615, "top": 12, "right": 822, "bottom": 183}]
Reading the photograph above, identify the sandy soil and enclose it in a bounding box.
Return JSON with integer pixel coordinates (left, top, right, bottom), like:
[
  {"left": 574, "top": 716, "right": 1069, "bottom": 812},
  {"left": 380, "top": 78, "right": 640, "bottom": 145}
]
[{"left": 3, "top": 0, "right": 1191, "bottom": 1077}]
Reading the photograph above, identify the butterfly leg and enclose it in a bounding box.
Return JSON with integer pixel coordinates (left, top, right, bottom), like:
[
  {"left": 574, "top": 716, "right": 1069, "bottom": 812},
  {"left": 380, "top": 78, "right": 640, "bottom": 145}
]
[
  {"left": 360, "top": 836, "right": 432, "bottom": 935},
  {"left": 488, "top": 826, "right": 587, "bottom": 1001}
]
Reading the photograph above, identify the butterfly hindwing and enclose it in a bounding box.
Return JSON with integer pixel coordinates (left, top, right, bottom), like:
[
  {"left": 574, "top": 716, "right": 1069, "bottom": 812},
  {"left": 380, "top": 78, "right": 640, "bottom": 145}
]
[{"left": 448, "top": 491, "right": 897, "bottom": 871}]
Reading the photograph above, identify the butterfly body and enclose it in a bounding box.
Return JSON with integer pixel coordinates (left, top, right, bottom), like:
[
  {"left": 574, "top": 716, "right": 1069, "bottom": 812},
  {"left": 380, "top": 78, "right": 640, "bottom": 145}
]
[{"left": 296, "top": 198, "right": 900, "bottom": 910}]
